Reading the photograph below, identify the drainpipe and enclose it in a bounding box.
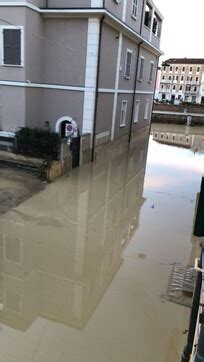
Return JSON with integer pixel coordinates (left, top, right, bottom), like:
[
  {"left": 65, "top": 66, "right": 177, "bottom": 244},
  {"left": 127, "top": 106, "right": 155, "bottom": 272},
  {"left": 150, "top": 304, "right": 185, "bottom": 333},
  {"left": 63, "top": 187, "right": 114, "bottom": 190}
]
[
  {"left": 91, "top": 15, "right": 105, "bottom": 162},
  {"left": 128, "top": 41, "right": 143, "bottom": 144},
  {"left": 140, "top": 0, "right": 146, "bottom": 35}
]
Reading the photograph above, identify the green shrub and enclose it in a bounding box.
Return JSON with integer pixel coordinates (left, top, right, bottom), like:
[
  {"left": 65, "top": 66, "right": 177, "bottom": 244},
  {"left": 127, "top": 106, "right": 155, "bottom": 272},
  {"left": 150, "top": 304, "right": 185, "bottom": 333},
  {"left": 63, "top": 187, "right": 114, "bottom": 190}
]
[{"left": 15, "top": 127, "right": 60, "bottom": 160}]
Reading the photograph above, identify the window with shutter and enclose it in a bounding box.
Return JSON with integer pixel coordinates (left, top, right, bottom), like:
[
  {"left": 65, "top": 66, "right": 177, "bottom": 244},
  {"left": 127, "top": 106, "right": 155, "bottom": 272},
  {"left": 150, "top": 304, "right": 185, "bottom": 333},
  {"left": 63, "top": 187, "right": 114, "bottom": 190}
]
[
  {"left": 144, "top": 99, "right": 150, "bottom": 120},
  {"left": 149, "top": 61, "right": 154, "bottom": 83},
  {"left": 138, "top": 57, "right": 145, "bottom": 81},
  {"left": 133, "top": 100, "right": 140, "bottom": 123},
  {"left": 120, "top": 101, "right": 128, "bottom": 127},
  {"left": 3, "top": 28, "right": 22, "bottom": 66},
  {"left": 124, "top": 50, "right": 132, "bottom": 79}
]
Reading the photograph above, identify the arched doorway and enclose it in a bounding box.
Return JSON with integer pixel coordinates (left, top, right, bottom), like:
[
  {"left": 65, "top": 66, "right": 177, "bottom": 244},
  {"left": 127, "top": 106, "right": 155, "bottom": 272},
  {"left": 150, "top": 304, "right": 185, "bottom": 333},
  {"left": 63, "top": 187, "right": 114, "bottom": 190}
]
[{"left": 55, "top": 116, "right": 80, "bottom": 168}]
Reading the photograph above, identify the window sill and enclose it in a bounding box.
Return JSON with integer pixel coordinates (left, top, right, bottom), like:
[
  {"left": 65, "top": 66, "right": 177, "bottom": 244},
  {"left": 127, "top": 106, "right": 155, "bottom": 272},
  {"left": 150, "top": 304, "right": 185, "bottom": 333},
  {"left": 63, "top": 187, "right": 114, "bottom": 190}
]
[
  {"left": 138, "top": 78, "right": 143, "bottom": 82},
  {"left": 2, "top": 63, "right": 24, "bottom": 68},
  {"left": 148, "top": 81, "right": 153, "bottom": 84},
  {"left": 124, "top": 76, "right": 131, "bottom": 80},
  {"left": 120, "top": 125, "right": 126, "bottom": 128},
  {"left": 131, "top": 14, "right": 137, "bottom": 21},
  {"left": 133, "top": 120, "right": 139, "bottom": 124}
]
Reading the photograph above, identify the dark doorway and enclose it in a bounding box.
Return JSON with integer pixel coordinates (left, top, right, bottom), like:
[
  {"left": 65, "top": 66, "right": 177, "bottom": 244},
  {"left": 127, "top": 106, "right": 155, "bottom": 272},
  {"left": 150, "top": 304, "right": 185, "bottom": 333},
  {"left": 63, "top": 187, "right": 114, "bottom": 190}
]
[
  {"left": 201, "top": 97, "right": 204, "bottom": 104},
  {"left": 171, "top": 95, "right": 175, "bottom": 104}
]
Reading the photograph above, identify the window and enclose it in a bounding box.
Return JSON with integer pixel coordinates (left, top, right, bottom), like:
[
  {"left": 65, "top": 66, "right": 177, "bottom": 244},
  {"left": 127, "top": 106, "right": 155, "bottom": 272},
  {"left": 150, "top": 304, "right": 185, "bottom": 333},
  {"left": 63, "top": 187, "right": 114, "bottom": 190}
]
[
  {"left": 181, "top": 76, "right": 184, "bottom": 81},
  {"left": 149, "top": 61, "right": 154, "bottom": 83},
  {"left": 152, "top": 13, "right": 161, "bottom": 37},
  {"left": 162, "top": 75, "right": 165, "bottom": 80},
  {"left": 196, "top": 76, "right": 199, "bottom": 81},
  {"left": 144, "top": 99, "right": 150, "bottom": 120},
  {"left": 170, "top": 66, "right": 173, "bottom": 71},
  {"left": 124, "top": 50, "right": 132, "bottom": 79},
  {"left": 120, "top": 101, "right": 128, "bottom": 127},
  {"left": 144, "top": 3, "right": 152, "bottom": 28},
  {"left": 173, "top": 85, "right": 176, "bottom": 90},
  {"left": 190, "top": 67, "right": 193, "bottom": 72},
  {"left": 190, "top": 76, "right": 192, "bottom": 81},
  {"left": 197, "top": 67, "right": 200, "bottom": 72},
  {"left": 182, "top": 67, "right": 185, "bottom": 71},
  {"left": 131, "top": 0, "right": 138, "bottom": 19},
  {"left": 2, "top": 27, "right": 23, "bottom": 66},
  {"left": 138, "top": 56, "right": 145, "bottom": 81},
  {"left": 180, "top": 86, "right": 182, "bottom": 90},
  {"left": 161, "top": 85, "right": 164, "bottom": 89},
  {"left": 133, "top": 100, "right": 140, "bottom": 123},
  {"left": 163, "top": 66, "right": 166, "bottom": 71},
  {"left": 169, "top": 76, "right": 171, "bottom": 80},
  {"left": 176, "top": 76, "right": 178, "bottom": 80},
  {"left": 176, "top": 67, "right": 178, "bottom": 71},
  {"left": 194, "top": 87, "right": 197, "bottom": 91}
]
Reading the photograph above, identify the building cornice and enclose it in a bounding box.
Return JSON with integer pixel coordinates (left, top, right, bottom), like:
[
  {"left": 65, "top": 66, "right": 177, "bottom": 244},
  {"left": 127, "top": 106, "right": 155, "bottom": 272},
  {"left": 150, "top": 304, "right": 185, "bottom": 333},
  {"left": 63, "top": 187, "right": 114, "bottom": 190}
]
[{"left": 0, "top": 1, "right": 163, "bottom": 56}]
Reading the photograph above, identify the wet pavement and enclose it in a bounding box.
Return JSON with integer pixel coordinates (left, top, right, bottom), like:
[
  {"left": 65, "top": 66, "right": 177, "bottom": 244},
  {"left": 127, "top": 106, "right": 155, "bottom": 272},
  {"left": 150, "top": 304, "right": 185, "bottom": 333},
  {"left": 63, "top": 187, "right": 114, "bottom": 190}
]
[{"left": 0, "top": 124, "right": 204, "bottom": 362}]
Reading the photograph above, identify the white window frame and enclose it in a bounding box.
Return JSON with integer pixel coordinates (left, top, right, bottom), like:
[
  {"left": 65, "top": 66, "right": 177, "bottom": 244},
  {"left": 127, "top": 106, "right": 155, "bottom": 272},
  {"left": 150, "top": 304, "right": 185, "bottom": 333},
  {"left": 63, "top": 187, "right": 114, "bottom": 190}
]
[
  {"left": 124, "top": 49, "right": 132, "bottom": 79},
  {"left": 138, "top": 56, "right": 145, "bottom": 82},
  {"left": 144, "top": 99, "right": 150, "bottom": 120},
  {"left": 133, "top": 99, "right": 140, "bottom": 123},
  {"left": 131, "top": 0, "right": 138, "bottom": 19},
  {"left": 148, "top": 61, "right": 155, "bottom": 83},
  {"left": 0, "top": 25, "right": 24, "bottom": 67},
  {"left": 120, "top": 100, "right": 128, "bottom": 127}
]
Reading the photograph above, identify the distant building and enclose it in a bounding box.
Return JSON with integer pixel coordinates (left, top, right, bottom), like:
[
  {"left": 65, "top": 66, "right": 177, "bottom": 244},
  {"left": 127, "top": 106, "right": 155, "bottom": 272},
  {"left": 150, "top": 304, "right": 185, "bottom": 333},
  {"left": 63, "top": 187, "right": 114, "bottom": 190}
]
[
  {"left": 157, "top": 58, "right": 204, "bottom": 105},
  {"left": 0, "top": 0, "right": 163, "bottom": 166}
]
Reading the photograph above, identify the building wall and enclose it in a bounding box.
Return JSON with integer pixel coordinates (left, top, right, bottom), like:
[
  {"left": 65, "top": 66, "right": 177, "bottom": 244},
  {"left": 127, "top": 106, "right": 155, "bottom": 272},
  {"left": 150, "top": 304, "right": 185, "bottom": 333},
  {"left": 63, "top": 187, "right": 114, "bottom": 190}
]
[
  {"left": 42, "top": 89, "right": 84, "bottom": 132},
  {"left": 47, "top": 0, "right": 91, "bottom": 8},
  {"left": 25, "top": 88, "right": 43, "bottom": 129},
  {"left": 42, "top": 18, "right": 88, "bottom": 86},
  {"left": 119, "top": 35, "right": 138, "bottom": 91},
  {"left": 0, "top": 86, "right": 25, "bottom": 131}
]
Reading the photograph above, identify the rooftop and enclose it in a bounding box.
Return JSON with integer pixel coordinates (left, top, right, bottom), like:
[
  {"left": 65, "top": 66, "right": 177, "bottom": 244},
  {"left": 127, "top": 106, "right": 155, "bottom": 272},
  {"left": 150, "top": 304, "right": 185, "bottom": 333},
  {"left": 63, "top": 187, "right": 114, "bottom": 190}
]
[{"left": 163, "top": 58, "right": 204, "bottom": 65}]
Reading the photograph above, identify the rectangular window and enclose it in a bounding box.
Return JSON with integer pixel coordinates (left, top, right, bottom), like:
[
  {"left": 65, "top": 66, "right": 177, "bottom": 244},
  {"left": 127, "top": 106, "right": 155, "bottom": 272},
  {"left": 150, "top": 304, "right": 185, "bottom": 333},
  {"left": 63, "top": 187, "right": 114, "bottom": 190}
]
[
  {"left": 144, "top": 3, "right": 152, "bottom": 28},
  {"left": 181, "top": 76, "right": 184, "bottom": 81},
  {"left": 190, "top": 67, "right": 193, "bottom": 72},
  {"left": 144, "top": 99, "right": 150, "bottom": 120},
  {"left": 180, "top": 86, "right": 182, "bottom": 90},
  {"left": 2, "top": 28, "right": 23, "bottom": 66},
  {"left": 148, "top": 61, "right": 154, "bottom": 83},
  {"left": 152, "top": 12, "right": 161, "bottom": 37},
  {"left": 194, "top": 87, "right": 197, "bottom": 91},
  {"left": 182, "top": 67, "right": 185, "bottom": 72},
  {"left": 138, "top": 56, "right": 145, "bottom": 81},
  {"left": 134, "top": 100, "right": 140, "bottom": 123},
  {"left": 120, "top": 101, "right": 128, "bottom": 127},
  {"left": 124, "top": 50, "right": 132, "bottom": 79},
  {"left": 197, "top": 67, "right": 200, "bottom": 72},
  {"left": 170, "top": 66, "right": 173, "bottom": 71},
  {"left": 196, "top": 76, "right": 199, "bottom": 81},
  {"left": 131, "top": 0, "right": 138, "bottom": 19},
  {"left": 176, "top": 67, "right": 178, "bottom": 71}
]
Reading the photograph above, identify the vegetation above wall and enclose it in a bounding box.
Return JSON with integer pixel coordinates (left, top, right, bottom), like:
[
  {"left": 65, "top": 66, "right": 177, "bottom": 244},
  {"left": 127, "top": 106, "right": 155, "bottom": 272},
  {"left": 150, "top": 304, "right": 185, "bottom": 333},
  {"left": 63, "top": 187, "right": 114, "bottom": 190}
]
[{"left": 15, "top": 128, "right": 60, "bottom": 161}]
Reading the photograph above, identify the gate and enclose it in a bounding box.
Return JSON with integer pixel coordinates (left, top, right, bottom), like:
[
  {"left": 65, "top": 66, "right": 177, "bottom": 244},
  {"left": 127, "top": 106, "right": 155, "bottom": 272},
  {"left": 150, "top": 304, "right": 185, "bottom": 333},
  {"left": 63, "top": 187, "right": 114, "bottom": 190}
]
[{"left": 70, "top": 136, "right": 80, "bottom": 168}]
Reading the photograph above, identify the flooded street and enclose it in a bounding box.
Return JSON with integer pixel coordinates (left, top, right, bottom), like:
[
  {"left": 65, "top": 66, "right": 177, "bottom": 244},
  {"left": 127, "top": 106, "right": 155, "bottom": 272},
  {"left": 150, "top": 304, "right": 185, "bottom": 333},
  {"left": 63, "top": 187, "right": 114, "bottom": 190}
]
[{"left": 0, "top": 125, "right": 204, "bottom": 362}]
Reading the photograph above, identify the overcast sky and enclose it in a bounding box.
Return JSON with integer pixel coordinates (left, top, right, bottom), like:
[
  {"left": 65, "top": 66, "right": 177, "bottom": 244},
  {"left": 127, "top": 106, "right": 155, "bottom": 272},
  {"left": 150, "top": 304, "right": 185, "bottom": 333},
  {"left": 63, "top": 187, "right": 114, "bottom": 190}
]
[{"left": 153, "top": 0, "right": 204, "bottom": 62}]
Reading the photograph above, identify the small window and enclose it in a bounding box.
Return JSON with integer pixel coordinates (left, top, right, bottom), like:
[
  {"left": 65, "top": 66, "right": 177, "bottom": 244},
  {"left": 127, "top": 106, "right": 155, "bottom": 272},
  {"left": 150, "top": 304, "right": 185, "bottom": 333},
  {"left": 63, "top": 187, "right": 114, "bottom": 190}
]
[
  {"left": 124, "top": 50, "right": 132, "bottom": 79},
  {"left": 152, "top": 12, "right": 161, "bottom": 37},
  {"left": 144, "top": 99, "right": 150, "bottom": 120},
  {"left": 131, "top": 0, "right": 138, "bottom": 19},
  {"left": 176, "top": 67, "right": 178, "bottom": 71},
  {"left": 134, "top": 100, "right": 140, "bottom": 123},
  {"left": 182, "top": 67, "right": 185, "bottom": 71},
  {"left": 120, "top": 101, "right": 128, "bottom": 127},
  {"left": 161, "top": 134, "right": 163, "bottom": 139},
  {"left": 194, "top": 87, "right": 197, "bottom": 91},
  {"left": 169, "top": 76, "right": 171, "bottom": 80},
  {"left": 181, "top": 76, "right": 184, "bottom": 81},
  {"left": 163, "top": 66, "right": 166, "bottom": 71},
  {"left": 173, "top": 85, "right": 176, "bottom": 90},
  {"left": 190, "top": 67, "right": 193, "bottom": 72},
  {"left": 180, "top": 86, "right": 183, "bottom": 90},
  {"left": 190, "top": 76, "right": 192, "bottom": 81},
  {"left": 2, "top": 27, "right": 23, "bottom": 66},
  {"left": 144, "top": 3, "right": 152, "bottom": 28},
  {"left": 196, "top": 76, "right": 199, "bottom": 81},
  {"left": 149, "top": 61, "right": 154, "bottom": 83},
  {"left": 161, "top": 85, "right": 164, "bottom": 89},
  {"left": 176, "top": 76, "right": 178, "bottom": 80},
  {"left": 170, "top": 66, "right": 173, "bottom": 71},
  {"left": 138, "top": 56, "right": 145, "bottom": 81},
  {"left": 197, "top": 67, "right": 200, "bottom": 72},
  {"left": 162, "top": 75, "right": 165, "bottom": 80}
]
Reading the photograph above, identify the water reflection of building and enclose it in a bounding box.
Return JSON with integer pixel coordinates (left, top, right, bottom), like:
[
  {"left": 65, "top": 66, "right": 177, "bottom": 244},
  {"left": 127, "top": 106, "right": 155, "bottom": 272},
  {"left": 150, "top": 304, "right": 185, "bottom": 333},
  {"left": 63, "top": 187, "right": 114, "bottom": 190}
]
[
  {"left": 0, "top": 128, "right": 149, "bottom": 332},
  {"left": 152, "top": 124, "right": 204, "bottom": 153}
]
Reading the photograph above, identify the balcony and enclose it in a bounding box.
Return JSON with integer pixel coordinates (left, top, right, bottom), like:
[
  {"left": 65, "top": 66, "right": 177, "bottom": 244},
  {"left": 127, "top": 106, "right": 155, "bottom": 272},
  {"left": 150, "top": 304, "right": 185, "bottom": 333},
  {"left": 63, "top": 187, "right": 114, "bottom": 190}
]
[{"left": 185, "top": 81, "right": 200, "bottom": 86}]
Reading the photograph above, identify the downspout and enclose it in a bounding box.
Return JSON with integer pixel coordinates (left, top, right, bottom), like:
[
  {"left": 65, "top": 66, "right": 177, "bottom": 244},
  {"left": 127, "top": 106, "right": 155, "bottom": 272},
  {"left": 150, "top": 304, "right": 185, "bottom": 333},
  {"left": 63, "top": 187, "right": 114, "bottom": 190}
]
[
  {"left": 140, "top": 0, "right": 146, "bottom": 35},
  {"left": 91, "top": 15, "right": 105, "bottom": 162},
  {"left": 128, "top": 40, "right": 143, "bottom": 144}
]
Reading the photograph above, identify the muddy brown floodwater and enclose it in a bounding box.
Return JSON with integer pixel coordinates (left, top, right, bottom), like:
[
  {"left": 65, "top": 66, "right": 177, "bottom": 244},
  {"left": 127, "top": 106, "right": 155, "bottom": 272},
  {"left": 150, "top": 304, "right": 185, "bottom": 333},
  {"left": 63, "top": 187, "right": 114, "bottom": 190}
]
[{"left": 0, "top": 125, "right": 204, "bottom": 362}]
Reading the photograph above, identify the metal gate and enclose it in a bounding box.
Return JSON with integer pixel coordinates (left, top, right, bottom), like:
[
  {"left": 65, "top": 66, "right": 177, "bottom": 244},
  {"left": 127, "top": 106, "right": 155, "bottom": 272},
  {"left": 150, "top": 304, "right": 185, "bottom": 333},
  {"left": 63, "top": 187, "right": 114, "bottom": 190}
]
[{"left": 70, "top": 136, "right": 80, "bottom": 168}]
